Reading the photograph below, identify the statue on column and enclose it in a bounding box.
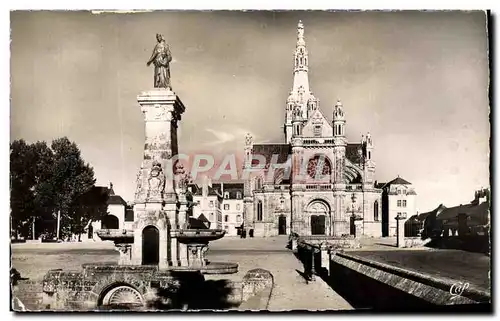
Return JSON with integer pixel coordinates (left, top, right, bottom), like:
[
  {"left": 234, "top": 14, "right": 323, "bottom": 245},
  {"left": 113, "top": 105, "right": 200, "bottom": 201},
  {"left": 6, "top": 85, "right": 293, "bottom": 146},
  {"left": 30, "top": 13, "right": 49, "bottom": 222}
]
[{"left": 147, "top": 33, "right": 172, "bottom": 90}]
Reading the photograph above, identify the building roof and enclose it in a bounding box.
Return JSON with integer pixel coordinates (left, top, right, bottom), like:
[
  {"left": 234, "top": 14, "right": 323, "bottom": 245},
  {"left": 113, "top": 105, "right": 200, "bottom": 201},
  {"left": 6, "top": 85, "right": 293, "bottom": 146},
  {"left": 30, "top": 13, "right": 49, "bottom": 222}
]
[
  {"left": 383, "top": 176, "right": 412, "bottom": 187},
  {"left": 108, "top": 195, "right": 127, "bottom": 206},
  {"left": 252, "top": 144, "right": 291, "bottom": 167},
  {"left": 188, "top": 183, "right": 223, "bottom": 199},
  {"left": 219, "top": 182, "right": 244, "bottom": 199},
  {"left": 197, "top": 213, "right": 210, "bottom": 223},
  {"left": 346, "top": 143, "right": 363, "bottom": 165},
  {"left": 437, "top": 201, "right": 490, "bottom": 225}
]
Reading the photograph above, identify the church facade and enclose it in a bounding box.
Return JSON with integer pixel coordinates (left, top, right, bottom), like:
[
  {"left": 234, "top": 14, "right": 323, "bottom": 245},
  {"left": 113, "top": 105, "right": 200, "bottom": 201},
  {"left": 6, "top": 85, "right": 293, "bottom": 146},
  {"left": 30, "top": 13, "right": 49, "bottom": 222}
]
[{"left": 242, "top": 21, "right": 388, "bottom": 238}]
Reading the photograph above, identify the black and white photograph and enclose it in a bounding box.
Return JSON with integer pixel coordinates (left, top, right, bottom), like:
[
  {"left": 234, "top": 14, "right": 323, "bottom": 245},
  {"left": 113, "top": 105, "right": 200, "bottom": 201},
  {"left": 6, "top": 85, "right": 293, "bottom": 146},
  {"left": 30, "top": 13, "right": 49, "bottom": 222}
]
[{"left": 9, "top": 9, "right": 491, "bottom": 312}]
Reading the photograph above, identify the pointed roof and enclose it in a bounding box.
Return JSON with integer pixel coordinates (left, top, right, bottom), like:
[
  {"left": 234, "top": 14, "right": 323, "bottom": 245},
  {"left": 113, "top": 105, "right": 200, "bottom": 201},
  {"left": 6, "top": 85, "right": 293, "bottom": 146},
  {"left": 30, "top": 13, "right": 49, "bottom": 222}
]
[
  {"left": 197, "top": 213, "right": 210, "bottom": 223},
  {"left": 383, "top": 176, "right": 412, "bottom": 187}
]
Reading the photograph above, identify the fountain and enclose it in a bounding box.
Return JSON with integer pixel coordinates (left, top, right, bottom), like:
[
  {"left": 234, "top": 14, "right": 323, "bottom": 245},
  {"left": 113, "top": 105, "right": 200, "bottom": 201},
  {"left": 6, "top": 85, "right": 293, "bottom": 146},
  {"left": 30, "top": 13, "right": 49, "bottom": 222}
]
[{"left": 41, "top": 34, "right": 238, "bottom": 310}]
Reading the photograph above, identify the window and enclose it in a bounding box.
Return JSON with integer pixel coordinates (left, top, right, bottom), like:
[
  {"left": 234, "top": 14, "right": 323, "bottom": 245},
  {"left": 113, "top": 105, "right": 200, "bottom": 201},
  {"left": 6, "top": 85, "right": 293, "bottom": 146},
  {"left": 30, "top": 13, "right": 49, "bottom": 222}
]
[
  {"left": 256, "top": 177, "right": 262, "bottom": 190},
  {"left": 209, "top": 213, "right": 214, "bottom": 221},
  {"left": 224, "top": 215, "right": 229, "bottom": 222},
  {"left": 313, "top": 125, "right": 321, "bottom": 137},
  {"left": 224, "top": 192, "right": 229, "bottom": 199},
  {"left": 397, "top": 189, "right": 402, "bottom": 195},
  {"left": 224, "top": 204, "right": 229, "bottom": 210},
  {"left": 397, "top": 212, "right": 401, "bottom": 217},
  {"left": 402, "top": 189, "right": 407, "bottom": 195},
  {"left": 257, "top": 201, "right": 263, "bottom": 221},
  {"left": 374, "top": 201, "right": 379, "bottom": 221},
  {"left": 236, "top": 215, "right": 242, "bottom": 223},
  {"left": 397, "top": 200, "right": 401, "bottom": 207},
  {"left": 402, "top": 200, "right": 407, "bottom": 207},
  {"left": 236, "top": 192, "right": 242, "bottom": 199},
  {"left": 224, "top": 225, "right": 229, "bottom": 231},
  {"left": 209, "top": 201, "right": 214, "bottom": 208},
  {"left": 236, "top": 204, "right": 241, "bottom": 211}
]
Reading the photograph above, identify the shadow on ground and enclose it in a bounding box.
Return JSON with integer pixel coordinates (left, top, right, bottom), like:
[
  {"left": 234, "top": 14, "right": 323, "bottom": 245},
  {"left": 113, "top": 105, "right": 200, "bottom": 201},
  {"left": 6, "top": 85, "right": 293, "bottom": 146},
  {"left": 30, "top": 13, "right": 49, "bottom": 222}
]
[
  {"left": 146, "top": 272, "right": 240, "bottom": 310},
  {"left": 424, "top": 236, "right": 490, "bottom": 255}
]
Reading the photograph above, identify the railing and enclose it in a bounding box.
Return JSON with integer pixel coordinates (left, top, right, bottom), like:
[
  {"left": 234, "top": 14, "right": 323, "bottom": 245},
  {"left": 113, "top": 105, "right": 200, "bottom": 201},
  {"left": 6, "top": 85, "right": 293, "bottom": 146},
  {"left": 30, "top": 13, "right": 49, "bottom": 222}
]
[
  {"left": 346, "top": 184, "right": 363, "bottom": 191},
  {"left": 305, "top": 184, "right": 332, "bottom": 190},
  {"left": 302, "top": 139, "right": 336, "bottom": 145}
]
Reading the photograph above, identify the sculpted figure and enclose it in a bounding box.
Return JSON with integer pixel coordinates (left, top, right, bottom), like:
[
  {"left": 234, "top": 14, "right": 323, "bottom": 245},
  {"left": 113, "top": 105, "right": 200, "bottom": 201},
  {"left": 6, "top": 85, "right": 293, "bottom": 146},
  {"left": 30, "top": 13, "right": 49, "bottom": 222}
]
[
  {"left": 147, "top": 34, "right": 172, "bottom": 89},
  {"left": 147, "top": 161, "right": 166, "bottom": 199}
]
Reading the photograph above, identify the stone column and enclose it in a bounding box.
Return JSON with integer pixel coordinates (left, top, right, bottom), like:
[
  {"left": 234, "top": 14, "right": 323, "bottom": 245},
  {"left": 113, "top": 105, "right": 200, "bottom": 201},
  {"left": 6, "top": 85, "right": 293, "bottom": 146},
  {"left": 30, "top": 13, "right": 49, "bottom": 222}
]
[
  {"left": 396, "top": 214, "right": 406, "bottom": 248},
  {"left": 133, "top": 88, "right": 185, "bottom": 269},
  {"left": 333, "top": 191, "right": 347, "bottom": 236}
]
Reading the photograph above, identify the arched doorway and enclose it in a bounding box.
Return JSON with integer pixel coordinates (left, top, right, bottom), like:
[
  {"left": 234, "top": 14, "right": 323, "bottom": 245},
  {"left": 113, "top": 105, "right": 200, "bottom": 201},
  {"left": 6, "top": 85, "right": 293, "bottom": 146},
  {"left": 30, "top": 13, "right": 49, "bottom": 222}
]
[
  {"left": 102, "top": 215, "right": 119, "bottom": 229},
  {"left": 307, "top": 201, "right": 329, "bottom": 235},
  {"left": 142, "top": 226, "right": 159, "bottom": 265},
  {"left": 278, "top": 215, "right": 287, "bottom": 235}
]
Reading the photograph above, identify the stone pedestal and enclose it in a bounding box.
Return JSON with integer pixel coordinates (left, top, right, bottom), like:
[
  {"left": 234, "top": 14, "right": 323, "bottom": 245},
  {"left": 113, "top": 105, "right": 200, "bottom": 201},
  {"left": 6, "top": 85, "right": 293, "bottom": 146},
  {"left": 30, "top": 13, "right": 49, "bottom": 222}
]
[
  {"left": 116, "top": 244, "right": 133, "bottom": 265},
  {"left": 132, "top": 88, "right": 186, "bottom": 269},
  {"left": 355, "top": 220, "right": 363, "bottom": 239}
]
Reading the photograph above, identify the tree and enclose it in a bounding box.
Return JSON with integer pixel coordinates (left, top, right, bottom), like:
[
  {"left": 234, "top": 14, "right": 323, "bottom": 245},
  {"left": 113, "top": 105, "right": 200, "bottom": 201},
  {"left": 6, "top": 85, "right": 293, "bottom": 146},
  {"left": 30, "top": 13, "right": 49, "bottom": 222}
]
[
  {"left": 68, "top": 186, "right": 109, "bottom": 241},
  {"left": 49, "top": 137, "right": 99, "bottom": 240},
  {"left": 10, "top": 140, "right": 54, "bottom": 238},
  {"left": 10, "top": 137, "right": 107, "bottom": 240}
]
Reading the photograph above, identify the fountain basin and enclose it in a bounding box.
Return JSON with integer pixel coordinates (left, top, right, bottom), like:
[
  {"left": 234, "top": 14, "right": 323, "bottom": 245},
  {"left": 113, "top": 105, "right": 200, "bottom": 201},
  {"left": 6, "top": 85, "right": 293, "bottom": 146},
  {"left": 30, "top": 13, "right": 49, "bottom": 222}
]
[
  {"left": 171, "top": 229, "right": 225, "bottom": 244},
  {"left": 96, "top": 229, "right": 134, "bottom": 243}
]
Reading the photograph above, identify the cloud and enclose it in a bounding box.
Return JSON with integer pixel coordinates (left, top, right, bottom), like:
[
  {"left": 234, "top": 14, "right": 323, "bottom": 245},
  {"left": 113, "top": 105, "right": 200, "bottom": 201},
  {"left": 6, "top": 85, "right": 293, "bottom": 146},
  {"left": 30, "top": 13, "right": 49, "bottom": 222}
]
[{"left": 204, "top": 128, "right": 237, "bottom": 146}]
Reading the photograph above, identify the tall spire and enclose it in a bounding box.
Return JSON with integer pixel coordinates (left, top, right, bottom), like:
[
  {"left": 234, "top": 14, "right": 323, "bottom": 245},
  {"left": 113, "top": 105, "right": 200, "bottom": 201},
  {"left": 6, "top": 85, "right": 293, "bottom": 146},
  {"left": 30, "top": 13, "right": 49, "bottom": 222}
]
[
  {"left": 284, "top": 20, "right": 318, "bottom": 143},
  {"left": 292, "top": 20, "right": 309, "bottom": 94}
]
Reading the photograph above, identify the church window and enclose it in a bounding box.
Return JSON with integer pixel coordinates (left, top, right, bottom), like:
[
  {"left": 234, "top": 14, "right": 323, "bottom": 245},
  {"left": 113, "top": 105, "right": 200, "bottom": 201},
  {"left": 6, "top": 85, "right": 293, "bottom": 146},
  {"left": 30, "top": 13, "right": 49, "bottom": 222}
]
[
  {"left": 374, "top": 201, "right": 379, "bottom": 221},
  {"left": 314, "top": 125, "right": 322, "bottom": 137},
  {"left": 256, "top": 177, "right": 262, "bottom": 190},
  {"left": 257, "top": 201, "right": 263, "bottom": 221}
]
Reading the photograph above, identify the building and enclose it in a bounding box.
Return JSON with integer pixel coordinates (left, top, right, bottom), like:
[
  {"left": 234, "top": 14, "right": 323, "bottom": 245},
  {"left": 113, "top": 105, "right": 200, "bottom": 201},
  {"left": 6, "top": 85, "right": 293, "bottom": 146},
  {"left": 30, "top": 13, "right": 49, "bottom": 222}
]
[
  {"left": 243, "top": 21, "right": 402, "bottom": 238},
  {"left": 221, "top": 183, "right": 245, "bottom": 236},
  {"left": 378, "top": 176, "right": 418, "bottom": 237},
  {"left": 189, "top": 180, "right": 244, "bottom": 236},
  {"left": 81, "top": 183, "right": 129, "bottom": 241},
  {"left": 413, "top": 188, "right": 490, "bottom": 238},
  {"left": 189, "top": 178, "right": 223, "bottom": 230}
]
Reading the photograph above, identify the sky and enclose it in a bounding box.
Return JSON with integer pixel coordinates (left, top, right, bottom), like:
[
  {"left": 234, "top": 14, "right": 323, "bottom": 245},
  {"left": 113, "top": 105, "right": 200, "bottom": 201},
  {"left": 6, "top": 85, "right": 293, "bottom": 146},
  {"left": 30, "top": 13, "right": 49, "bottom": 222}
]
[{"left": 10, "top": 10, "right": 490, "bottom": 212}]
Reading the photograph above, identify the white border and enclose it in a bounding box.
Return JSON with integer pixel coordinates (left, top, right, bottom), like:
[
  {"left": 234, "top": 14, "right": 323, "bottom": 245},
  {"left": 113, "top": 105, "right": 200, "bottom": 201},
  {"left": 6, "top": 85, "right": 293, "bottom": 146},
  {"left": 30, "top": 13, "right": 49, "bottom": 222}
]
[{"left": 2, "top": 1, "right": 497, "bottom": 320}]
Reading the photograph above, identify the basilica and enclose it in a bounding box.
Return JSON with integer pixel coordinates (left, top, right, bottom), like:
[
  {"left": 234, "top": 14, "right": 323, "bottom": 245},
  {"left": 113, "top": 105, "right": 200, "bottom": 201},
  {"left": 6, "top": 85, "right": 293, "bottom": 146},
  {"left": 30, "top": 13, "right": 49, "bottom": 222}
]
[{"left": 242, "top": 21, "right": 416, "bottom": 238}]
